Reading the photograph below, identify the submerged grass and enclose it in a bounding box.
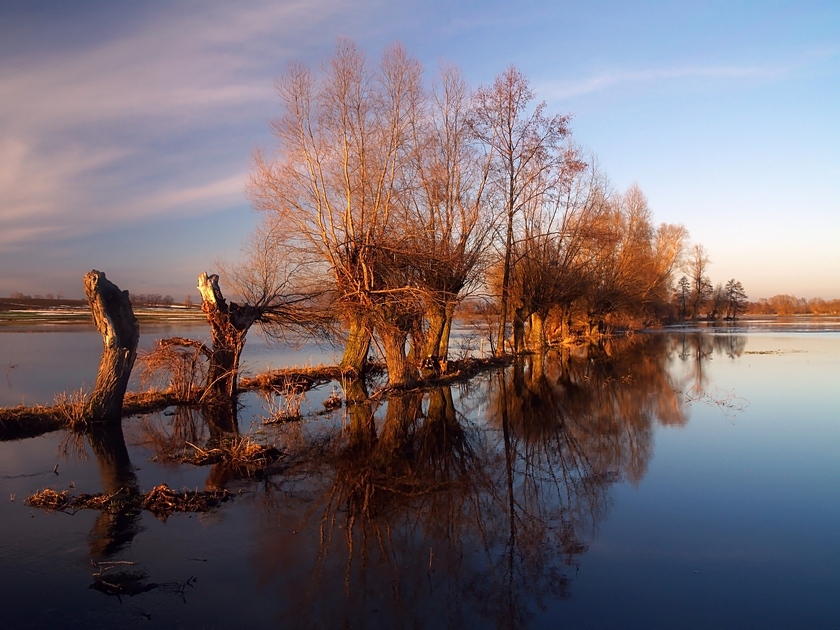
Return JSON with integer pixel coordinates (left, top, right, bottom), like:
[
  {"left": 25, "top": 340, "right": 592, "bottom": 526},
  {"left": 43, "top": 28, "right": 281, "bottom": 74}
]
[
  {"left": 25, "top": 483, "right": 232, "bottom": 519},
  {"left": 179, "top": 436, "right": 282, "bottom": 469}
]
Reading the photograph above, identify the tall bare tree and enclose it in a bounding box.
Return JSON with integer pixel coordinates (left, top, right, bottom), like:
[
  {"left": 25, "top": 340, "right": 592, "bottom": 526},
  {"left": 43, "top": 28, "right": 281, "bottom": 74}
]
[
  {"left": 251, "top": 40, "right": 425, "bottom": 388},
  {"left": 401, "top": 64, "right": 495, "bottom": 372},
  {"left": 470, "top": 66, "right": 572, "bottom": 355}
]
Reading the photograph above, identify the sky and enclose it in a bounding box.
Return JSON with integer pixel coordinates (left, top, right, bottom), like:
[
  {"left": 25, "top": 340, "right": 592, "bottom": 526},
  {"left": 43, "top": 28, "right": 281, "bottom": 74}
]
[{"left": 1, "top": 0, "right": 838, "bottom": 301}]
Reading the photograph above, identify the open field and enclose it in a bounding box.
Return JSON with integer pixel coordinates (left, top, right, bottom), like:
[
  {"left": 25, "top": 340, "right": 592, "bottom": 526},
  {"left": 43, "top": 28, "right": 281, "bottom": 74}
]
[{"left": 0, "top": 298, "right": 205, "bottom": 326}]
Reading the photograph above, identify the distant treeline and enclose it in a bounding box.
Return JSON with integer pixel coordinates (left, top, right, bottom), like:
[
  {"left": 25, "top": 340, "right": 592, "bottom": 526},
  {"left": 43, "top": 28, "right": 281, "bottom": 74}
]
[
  {"left": 744, "top": 296, "right": 840, "bottom": 316},
  {"left": 3, "top": 293, "right": 194, "bottom": 308},
  {"left": 3, "top": 292, "right": 837, "bottom": 318}
]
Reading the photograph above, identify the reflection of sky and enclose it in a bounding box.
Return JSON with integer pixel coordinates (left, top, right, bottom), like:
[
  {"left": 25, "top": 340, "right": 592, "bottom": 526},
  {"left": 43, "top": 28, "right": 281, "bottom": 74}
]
[
  {"left": 571, "top": 332, "right": 840, "bottom": 628},
  {"left": 0, "top": 322, "right": 339, "bottom": 407}
]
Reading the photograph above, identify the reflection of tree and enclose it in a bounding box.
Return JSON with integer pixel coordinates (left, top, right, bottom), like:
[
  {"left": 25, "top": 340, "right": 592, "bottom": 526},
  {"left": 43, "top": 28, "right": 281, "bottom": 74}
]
[
  {"left": 673, "top": 332, "right": 747, "bottom": 394},
  {"left": 201, "top": 397, "right": 242, "bottom": 489},
  {"left": 477, "top": 336, "right": 686, "bottom": 624},
  {"left": 243, "top": 336, "right": 687, "bottom": 628},
  {"left": 715, "top": 333, "right": 747, "bottom": 359},
  {"left": 86, "top": 424, "right": 141, "bottom": 559},
  {"left": 137, "top": 400, "right": 245, "bottom": 490}
]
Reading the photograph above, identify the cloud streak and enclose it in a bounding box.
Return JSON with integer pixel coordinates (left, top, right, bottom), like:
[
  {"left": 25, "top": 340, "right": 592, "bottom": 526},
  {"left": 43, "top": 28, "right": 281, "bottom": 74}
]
[
  {"left": 0, "top": 0, "right": 386, "bottom": 253},
  {"left": 539, "top": 63, "right": 783, "bottom": 101}
]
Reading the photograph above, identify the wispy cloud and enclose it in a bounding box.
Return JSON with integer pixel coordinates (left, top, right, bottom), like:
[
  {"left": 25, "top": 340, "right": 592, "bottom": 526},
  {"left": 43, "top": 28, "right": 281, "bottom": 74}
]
[
  {"left": 539, "top": 63, "right": 782, "bottom": 101},
  {"left": 0, "top": 0, "right": 385, "bottom": 252}
]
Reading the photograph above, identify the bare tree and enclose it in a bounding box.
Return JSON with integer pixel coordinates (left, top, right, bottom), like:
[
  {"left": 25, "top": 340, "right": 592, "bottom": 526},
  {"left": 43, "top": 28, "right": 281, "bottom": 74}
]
[
  {"left": 506, "top": 154, "right": 606, "bottom": 349},
  {"left": 470, "top": 66, "right": 572, "bottom": 355},
  {"left": 197, "top": 220, "right": 331, "bottom": 399},
  {"left": 252, "top": 41, "right": 444, "bottom": 388},
  {"left": 401, "top": 64, "right": 495, "bottom": 372},
  {"left": 675, "top": 276, "right": 691, "bottom": 320},
  {"left": 684, "top": 244, "right": 712, "bottom": 318},
  {"left": 577, "top": 184, "right": 687, "bottom": 334}
]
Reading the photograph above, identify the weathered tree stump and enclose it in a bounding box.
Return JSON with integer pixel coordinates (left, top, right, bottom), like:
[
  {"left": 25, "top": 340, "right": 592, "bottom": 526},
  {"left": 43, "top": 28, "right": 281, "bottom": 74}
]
[
  {"left": 197, "top": 272, "right": 261, "bottom": 398},
  {"left": 84, "top": 270, "right": 140, "bottom": 424}
]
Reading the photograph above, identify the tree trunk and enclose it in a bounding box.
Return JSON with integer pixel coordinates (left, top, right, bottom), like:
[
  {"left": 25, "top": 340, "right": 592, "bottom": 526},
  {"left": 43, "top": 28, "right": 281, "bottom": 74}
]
[
  {"left": 378, "top": 324, "right": 417, "bottom": 388},
  {"left": 417, "top": 301, "right": 446, "bottom": 377},
  {"left": 512, "top": 306, "right": 528, "bottom": 354},
  {"left": 437, "top": 300, "right": 456, "bottom": 363},
  {"left": 84, "top": 270, "right": 140, "bottom": 424},
  {"left": 340, "top": 310, "right": 372, "bottom": 376},
  {"left": 496, "top": 206, "right": 515, "bottom": 357},
  {"left": 422, "top": 298, "right": 458, "bottom": 372},
  {"left": 529, "top": 311, "right": 547, "bottom": 349},
  {"left": 197, "top": 272, "right": 259, "bottom": 398},
  {"left": 422, "top": 302, "right": 447, "bottom": 362}
]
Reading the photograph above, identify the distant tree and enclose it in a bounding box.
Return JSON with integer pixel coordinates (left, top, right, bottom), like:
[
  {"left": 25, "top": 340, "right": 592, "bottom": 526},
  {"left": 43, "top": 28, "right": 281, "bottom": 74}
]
[
  {"left": 767, "top": 294, "right": 805, "bottom": 315},
  {"left": 675, "top": 276, "right": 690, "bottom": 320},
  {"left": 684, "top": 244, "right": 712, "bottom": 318},
  {"left": 708, "top": 283, "right": 727, "bottom": 320},
  {"left": 724, "top": 279, "right": 747, "bottom": 319}
]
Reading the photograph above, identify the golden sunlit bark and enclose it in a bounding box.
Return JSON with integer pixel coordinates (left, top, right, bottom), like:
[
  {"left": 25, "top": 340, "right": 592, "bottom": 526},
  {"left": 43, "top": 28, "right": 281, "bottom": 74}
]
[{"left": 84, "top": 270, "right": 140, "bottom": 424}]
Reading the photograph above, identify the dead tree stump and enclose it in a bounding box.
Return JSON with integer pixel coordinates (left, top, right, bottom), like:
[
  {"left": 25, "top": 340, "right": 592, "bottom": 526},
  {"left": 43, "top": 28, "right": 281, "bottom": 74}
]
[
  {"left": 84, "top": 270, "right": 140, "bottom": 423},
  {"left": 197, "top": 272, "right": 260, "bottom": 398}
]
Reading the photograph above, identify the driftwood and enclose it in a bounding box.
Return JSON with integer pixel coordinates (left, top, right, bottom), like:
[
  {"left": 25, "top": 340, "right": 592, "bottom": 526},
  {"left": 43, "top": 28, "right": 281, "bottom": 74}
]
[{"left": 84, "top": 270, "right": 140, "bottom": 423}]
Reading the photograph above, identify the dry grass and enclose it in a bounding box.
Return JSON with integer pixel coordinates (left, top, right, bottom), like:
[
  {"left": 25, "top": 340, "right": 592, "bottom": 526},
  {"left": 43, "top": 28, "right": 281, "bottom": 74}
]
[
  {"left": 179, "top": 436, "right": 282, "bottom": 470},
  {"left": 241, "top": 364, "right": 346, "bottom": 392},
  {"left": 260, "top": 383, "right": 308, "bottom": 424},
  {"left": 122, "top": 390, "right": 185, "bottom": 415},
  {"left": 53, "top": 388, "right": 89, "bottom": 430},
  {"left": 0, "top": 405, "right": 65, "bottom": 440},
  {"left": 138, "top": 338, "right": 209, "bottom": 402},
  {"left": 323, "top": 387, "right": 343, "bottom": 410},
  {"left": 25, "top": 483, "right": 232, "bottom": 520}
]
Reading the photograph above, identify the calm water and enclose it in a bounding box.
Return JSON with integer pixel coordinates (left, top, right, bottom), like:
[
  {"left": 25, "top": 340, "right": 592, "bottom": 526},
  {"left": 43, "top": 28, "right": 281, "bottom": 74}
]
[{"left": 0, "top": 321, "right": 838, "bottom": 629}]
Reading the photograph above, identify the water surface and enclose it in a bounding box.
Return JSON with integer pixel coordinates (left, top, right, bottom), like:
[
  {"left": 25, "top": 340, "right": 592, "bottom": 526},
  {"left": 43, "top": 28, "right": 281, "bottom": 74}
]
[{"left": 1, "top": 323, "right": 838, "bottom": 629}]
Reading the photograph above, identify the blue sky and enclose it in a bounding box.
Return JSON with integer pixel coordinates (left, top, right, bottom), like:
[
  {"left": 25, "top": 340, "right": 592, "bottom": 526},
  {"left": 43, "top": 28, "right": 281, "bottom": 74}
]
[{"left": 1, "top": 0, "right": 838, "bottom": 300}]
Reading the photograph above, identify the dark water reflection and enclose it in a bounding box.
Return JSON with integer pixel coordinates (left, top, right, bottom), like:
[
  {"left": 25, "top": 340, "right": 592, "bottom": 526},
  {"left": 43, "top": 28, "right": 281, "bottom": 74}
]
[
  {"left": 228, "top": 336, "right": 689, "bottom": 628},
  {"left": 2, "top": 330, "right": 839, "bottom": 629},
  {"left": 86, "top": 424, "right": 141, "bottom": 559}
]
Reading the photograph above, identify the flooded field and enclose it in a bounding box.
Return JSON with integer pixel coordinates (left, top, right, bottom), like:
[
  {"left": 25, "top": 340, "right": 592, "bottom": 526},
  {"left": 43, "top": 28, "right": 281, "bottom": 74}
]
[{"left": 1, "top": 320, "right": 838, "bottom": 628}]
